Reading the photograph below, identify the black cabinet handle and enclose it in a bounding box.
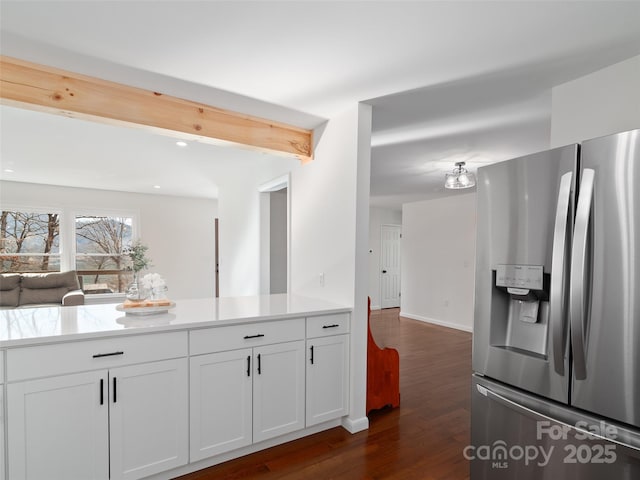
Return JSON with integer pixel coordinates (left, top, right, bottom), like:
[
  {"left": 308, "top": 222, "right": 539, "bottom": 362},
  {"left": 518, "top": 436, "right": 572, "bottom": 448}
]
[
  {"left": 310, "top": 345, "right": 314, "bottom": 365},
  {"left": 93, "top": 351, "right": 124, "bottom": 358},
  {"left": 257, "top": 354, "right": 261, "bottom": 375},
  {"left": 243, "top": 334, "right": 265, "bottom": 339},
  {"left": 382, "top": 270, "right": 387, "bottom": 273},
  {"left": 113, "top": 377, "right": 117, "bottom": 403},
  {"left": 100, "top": 379, "right": 104, "bottom": 405},
  {"left": 246, "top": 355, "right": 251, "bottom": 377},
  {"left": 322, "top": 324, "right": 339, "bottom": 329}
]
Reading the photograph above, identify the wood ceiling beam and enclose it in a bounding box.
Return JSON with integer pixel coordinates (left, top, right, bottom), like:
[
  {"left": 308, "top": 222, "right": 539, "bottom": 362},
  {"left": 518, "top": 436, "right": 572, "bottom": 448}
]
[{"left": 0, "top": 56, "right": 313, "bottom": 162}]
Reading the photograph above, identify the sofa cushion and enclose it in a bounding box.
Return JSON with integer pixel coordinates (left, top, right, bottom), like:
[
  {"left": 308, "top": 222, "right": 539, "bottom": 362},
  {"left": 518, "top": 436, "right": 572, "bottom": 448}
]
[
  {"left": 0, "top": 273, "right": 21, "bottom": 291},
  {"left": 0, "top": 287, "right": 20, "bottom": 307},
  {"left": 0, "top": 274, "right": 21, "bottom": 307},
  {"left": 20, "top": 287, "right": 72, "bottom": 306},
  {"left": 21, "top": 270, "right": 80, "bottom": 292}
]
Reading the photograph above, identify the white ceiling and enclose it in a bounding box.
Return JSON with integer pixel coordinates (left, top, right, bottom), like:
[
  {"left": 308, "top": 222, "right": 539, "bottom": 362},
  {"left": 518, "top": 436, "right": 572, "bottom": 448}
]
[
  {"left": 0, "top": 104, "right": 300, "bottom": 199},
  {"left": 1, "top": 1, "right": 639, "bottom": 207}
]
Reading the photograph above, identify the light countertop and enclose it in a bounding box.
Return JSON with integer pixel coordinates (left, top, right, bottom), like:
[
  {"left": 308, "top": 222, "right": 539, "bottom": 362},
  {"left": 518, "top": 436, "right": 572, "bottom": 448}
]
[{"left": 0, "top": 294, "right": 351, "bottom": 347}]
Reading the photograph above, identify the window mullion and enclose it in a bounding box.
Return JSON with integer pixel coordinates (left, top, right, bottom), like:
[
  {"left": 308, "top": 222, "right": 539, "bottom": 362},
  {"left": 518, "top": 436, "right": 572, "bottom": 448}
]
[{"left": 61, "top": 208, "right": 75, "bottom": 272}]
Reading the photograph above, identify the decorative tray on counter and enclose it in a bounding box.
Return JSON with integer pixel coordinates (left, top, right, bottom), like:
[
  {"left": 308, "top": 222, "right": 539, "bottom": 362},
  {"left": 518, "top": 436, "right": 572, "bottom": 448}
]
[{"left": 116, "top": 299, "right": 176, "bottom": 316}]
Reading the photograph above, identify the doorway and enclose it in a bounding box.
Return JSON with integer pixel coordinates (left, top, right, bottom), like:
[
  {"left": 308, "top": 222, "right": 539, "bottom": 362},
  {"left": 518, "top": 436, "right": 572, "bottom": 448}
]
[
  {"left": 268, "top": 188, "right": 287, "bottom": 294},
  {"left": 259, "top": 175, "right": 290, "bottom": 294},
  {"left": 380, "top": 224, "right": 401, "bottom": 308}
]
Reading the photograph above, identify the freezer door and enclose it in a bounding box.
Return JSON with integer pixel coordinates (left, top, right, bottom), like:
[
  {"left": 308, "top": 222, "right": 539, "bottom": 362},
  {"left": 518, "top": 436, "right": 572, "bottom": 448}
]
[
  {"left": 571, "top": 129, "right": 640, "bottom": 428},
  {"left": 473, "top": 145, "right": 577, "bottom": 403},
  {"left": 471, "top": 375, "right": 640, "bottom": 480}
]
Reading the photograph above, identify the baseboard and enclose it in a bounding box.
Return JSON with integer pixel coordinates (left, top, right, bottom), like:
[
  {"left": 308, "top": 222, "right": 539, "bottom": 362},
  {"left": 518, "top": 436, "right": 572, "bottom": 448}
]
[
  {"left": 342, "top": 415, "right": 369, "bottom": 433},
  {"left": 370, "top": 305, "right": 381, "bottom": 311},
  {"left": 146, "top": 419, "right": 343, "bottom": 479},
  {"left": 399, "top": 311, "right": 473, "bottom": 333}
]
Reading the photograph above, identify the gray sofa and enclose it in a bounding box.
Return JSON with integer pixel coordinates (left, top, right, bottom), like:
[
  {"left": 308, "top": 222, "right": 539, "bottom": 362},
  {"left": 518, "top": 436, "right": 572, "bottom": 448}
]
[{"left": 0, "top": 270, "right": 85, "bottom": 308}]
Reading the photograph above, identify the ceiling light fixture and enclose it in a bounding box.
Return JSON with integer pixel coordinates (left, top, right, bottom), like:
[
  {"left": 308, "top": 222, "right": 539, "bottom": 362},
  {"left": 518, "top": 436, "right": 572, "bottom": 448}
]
[
  {"left": 3, "top": 169, "right": 15, "bottom": 173},
  {"left": 176, "top": 141, "right": 187, "bottom": 147},
  {"left": 444, "top": 161, "right": 476, "bottom": 189},
  {"left": 153, "top": 185, "right": 161, "bottom": 189}
]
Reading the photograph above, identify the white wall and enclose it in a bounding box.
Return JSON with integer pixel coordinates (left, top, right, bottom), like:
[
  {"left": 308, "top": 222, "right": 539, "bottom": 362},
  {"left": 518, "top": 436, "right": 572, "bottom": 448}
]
[
  {"left": 290, "top": 114, "right": 359, "bottom": 305},
  {"left": 351, "top": 104, "right": 372, "bottom": 433},
  {"left": 217, "top": 169, "right": 261, "bottom": 297},
  {"left": 218, "top": 157, "right": 298, "bottom": 298},
  {"left": 0, "top": 180, "right": 217, "bottom": 299},
  {"left": 290, "top": 103, "right": 371, "bottom": 433},
  {"left": 550, "top": 55, "right": 640, "bottom": 147},
  {"left": 368, "top": 207, "right": 402, "bottom": 310},
  {"left": 401, "top": 193, "right": 476, "bottom": 332}
]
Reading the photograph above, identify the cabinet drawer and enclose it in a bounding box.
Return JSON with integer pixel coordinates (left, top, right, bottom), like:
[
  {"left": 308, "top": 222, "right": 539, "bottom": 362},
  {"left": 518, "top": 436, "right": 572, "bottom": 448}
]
[
  {"left": 6, "top": 331, "right": 188, "bottom": 382},
  {"left": 306, "top": 313, "right": 350, "bottom": 338},
  {"left": 190, "top": 318, "right": 305, "bottom": 355}
]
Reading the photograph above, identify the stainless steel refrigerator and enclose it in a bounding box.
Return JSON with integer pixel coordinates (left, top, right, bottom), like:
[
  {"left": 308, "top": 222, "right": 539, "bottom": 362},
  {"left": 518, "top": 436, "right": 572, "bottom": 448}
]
[{"left": 471, "top": 129, "right": 640, "bottom": 478}]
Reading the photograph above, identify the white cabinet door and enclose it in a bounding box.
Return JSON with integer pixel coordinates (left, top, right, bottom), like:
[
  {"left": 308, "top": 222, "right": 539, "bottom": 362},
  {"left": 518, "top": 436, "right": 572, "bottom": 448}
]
[
  {"left": 306, "top": 335, "right": 349, "bottom": 426},
  {"left": 253, "top": 340, "right": 305, "bottom": 443},
  {"left": 109, "top": 358, "right": 188, "bottom": 480},
  {"left": 7, "top": 370, "right": 109, "bottom": 480},
  {"left": 189, "top": 349, "right": 253, "bottom": 461}
]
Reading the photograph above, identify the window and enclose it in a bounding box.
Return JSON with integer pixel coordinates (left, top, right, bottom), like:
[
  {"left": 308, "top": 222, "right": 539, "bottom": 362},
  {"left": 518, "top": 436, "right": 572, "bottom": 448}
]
[
  {"left": 0, "top": 210, "right": 61, "bottom": 272},
  {"left": 75, "top": 215, "right": 134, "bottom": 295},
  {"left": 2, "top": 209, "right": 138, "bottom": 296}
]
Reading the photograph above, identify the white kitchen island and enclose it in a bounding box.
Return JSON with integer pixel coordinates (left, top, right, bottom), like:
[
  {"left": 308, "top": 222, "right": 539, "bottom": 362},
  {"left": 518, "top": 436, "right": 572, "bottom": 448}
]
[{"left": 0, "top": 294, "right": 352, "bottom": 480}]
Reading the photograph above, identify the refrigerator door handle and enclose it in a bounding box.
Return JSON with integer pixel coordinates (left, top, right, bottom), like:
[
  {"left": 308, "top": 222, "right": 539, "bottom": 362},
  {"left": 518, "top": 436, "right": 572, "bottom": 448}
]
[
  {"left": 570, "top": 168, "right": 595, "bottom": 380},
  {"left": 477, "top": 384, "right": 640, "bottom": 456},
  {"left": 550, "top": 171, "right": 573, "bottom": 375}
]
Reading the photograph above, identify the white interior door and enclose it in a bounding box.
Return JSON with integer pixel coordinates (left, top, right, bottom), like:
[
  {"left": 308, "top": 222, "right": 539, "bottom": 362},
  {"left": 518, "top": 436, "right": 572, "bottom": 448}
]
[{"left": 380, "top": 224, "right": 401, "bottom": 308}]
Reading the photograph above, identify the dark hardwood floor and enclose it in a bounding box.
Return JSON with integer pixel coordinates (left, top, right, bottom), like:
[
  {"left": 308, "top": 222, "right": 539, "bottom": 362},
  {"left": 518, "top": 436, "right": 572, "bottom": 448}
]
[{"left": 176, "top": 308, "right": 472, "bottom": 480}]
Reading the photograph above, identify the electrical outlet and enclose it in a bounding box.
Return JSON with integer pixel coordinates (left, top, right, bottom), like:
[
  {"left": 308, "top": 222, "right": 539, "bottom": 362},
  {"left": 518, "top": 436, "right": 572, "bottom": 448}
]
[{"left": 319, "top": 273, "right": 325, "bottom": 287}]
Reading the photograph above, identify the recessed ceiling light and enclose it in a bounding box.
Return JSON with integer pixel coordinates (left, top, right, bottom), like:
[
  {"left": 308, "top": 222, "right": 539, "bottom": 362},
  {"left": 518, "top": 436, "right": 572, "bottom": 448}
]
[
  {"left": 176, "top": 141, "right": 187, "bottom": 147},
  {"left": 153, "top": 185, "right": 161, "bottom": 189},
  {"left": 4, "top": 169, "right": 14, "bottom": 173}
]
